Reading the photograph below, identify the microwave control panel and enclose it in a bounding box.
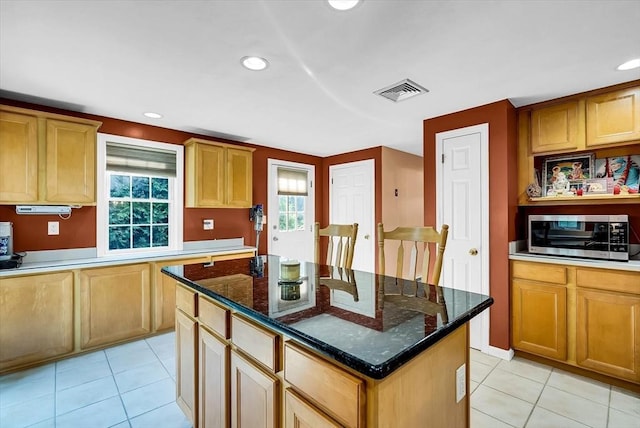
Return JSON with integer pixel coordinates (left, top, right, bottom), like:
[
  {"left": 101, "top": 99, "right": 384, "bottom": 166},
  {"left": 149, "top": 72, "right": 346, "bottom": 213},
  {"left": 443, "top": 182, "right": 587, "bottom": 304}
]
[{"left": 609, "top": 222, "right": 629, "bottom": 253}]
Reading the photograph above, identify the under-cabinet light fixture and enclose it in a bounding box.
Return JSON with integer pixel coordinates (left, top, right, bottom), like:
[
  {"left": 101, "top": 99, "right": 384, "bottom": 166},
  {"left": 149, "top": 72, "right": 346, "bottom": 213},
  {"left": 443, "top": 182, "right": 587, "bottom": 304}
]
[
  {"left": 328, "top": 0, "right": 361, "bottom": 11},
  {"left": 143, "top": 112, "right": 163, "bottom": 119}
]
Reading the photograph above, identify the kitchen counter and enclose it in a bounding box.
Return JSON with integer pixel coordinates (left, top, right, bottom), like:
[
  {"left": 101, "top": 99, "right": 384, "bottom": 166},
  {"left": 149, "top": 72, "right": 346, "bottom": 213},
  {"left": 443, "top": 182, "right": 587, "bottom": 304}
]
[
  {"left": 163, "top": 255, "right": 493, "bottom": 380},
  {"left": 509, "top": 252, "right": 640, "bottom": 272},
  {"left": 0, "top": 239, "right": 255, "bottom": 277}
]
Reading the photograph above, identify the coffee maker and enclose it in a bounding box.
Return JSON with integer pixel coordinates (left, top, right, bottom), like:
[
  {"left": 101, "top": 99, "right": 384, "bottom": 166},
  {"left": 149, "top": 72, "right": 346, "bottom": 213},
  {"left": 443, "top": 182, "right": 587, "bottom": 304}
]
[{"left": 0, "top": 222, "right": 13, "bottom": 261}]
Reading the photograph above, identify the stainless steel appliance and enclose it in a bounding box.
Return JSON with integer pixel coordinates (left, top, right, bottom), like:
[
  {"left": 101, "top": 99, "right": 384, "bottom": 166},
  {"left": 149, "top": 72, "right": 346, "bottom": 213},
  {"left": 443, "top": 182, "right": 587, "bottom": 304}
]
[
  {"left": 528, "top": 214, "right": 629, "bottom": 261},
  {"left": 0, "top": 222, "right": 13, "bottom": 261}
]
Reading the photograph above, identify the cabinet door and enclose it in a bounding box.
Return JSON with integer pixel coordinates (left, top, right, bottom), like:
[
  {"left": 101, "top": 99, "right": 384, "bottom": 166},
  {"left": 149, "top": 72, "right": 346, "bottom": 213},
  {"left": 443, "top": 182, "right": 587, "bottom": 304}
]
[
  {"left": 176, "top": 309, "right": 198, "bottom": 426},
  {"left": 187, "top": 143, "right": 225, "bottom": 207},
  {"left": 512, "top": 280, "right": 567, "bottom": 360},
  {"left": 0, "top": 272, "right": 74, "bottom": 372},
  {"left": 586, "top": 87, "right": 640, "bottom": 147},
  {"left": 285, "top": 388, "right": 341, "bottom": 428},
  {"left": 0, "top": 110, "right": 38, "bottom": 202},
  {"left": 200, "top": 326, "right": 229, "bottom": 428},
  {"left": 530, "top": 100, "right": 585, "bottom": 154},
  {"left": 230, "top": 350, "right": 279, "bottom": 428},
  {"left": 45, "top": 119, "right": 97, "bottom": 204},
  {"left": 226, "top": 147, "right": 253, "bottom": 208},
  {"left": 79, "top": 264, "right": 151, "bottom": 348},
  {"left": 576, "top": 288, "right": 640, "bottom": 382},
  {"left": 153, "top": 257, "right": 208, "bottom": 331}
]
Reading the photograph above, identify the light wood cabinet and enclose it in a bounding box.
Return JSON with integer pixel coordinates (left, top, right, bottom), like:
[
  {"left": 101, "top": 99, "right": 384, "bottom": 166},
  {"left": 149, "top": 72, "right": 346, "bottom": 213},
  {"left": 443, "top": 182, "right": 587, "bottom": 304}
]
[
  {"left": 79, "top": 263, "right": 151, "bottom": 349},
  {"left": 284, "top": 388, "right": 341, "bottom": 428},
  {"left": 185, "top": 138, "right": 255, "bottom": 208},
  {"left": 176, "top": 307, "right": 198, "bottom": 426},
  {"left": 511, "top": 260, "right": 640, "bottom": 385},
  {"left": 153, "top": 257, "right": 208, "bottom": 331},
  {"left": 531, "top": 100, "right": 585, "bottom": 154},
  {"left": 199, "top": 325, "right": 229, "bottom": 428},
  {"left": 0, "top": 109, "right": 38, "bottom": 202},
  {"left": 230, "top": 350, "right": 279, "bottom": 428},
  {"left": 586, "top": 87, "right": 640, "bottom": 147},
  {"left": 0, "top": 271, "right": 74, "bottom": 371},
  {"left": 0, "top": 105, "right": 101, "bottom": 205},
  {"left": 576, "top": 288, "right": 640, "bottom": 382}
]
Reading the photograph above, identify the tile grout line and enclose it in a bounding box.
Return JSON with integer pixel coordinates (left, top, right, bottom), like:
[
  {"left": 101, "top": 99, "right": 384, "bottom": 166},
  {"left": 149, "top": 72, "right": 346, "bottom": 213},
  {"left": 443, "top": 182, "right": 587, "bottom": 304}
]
[
  {"left": 105, "top": 348, "right": 132, "bottom": 427},
  {"left": 520, "top": 363, "right": 553, "bottom": 428}
]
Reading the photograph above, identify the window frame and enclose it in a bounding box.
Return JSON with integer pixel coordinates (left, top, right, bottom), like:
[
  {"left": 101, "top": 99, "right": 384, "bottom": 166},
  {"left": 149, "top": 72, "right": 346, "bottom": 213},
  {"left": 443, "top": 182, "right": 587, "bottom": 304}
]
[{"left": 96, "top": 133, "right": 184, "bottom": 257}]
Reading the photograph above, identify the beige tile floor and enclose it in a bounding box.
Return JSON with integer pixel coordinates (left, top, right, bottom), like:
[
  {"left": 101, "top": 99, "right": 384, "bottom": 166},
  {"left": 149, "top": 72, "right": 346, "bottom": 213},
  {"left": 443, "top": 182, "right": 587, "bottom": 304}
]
[{"left": 1, "top": 332, "right": 638, "bottom": 427}]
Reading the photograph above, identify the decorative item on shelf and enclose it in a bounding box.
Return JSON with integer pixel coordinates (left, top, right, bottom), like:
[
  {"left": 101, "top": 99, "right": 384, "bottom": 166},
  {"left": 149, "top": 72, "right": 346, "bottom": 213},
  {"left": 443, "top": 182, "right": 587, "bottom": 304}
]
[
  {"left": 584, "top": 178, "right": 609, "bottom": 195},
  {"left": 280, "top": 259, "right": 301, "bottom": 282},
  {"left": 595, "top": 155, "right": 640, "bottom": 193},
  {"left": 526, "top": 169, "right": 542, "bottom": 198},
  {"left": 543, "top": 153, "right": 595, "bottom": 196}
]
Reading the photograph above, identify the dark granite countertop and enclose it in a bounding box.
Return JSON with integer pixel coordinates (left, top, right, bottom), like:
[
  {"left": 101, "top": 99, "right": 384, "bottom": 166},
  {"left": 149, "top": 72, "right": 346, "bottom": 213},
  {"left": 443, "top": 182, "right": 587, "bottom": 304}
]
[{"left": 162, "top": 255, "right": 493, "bottom": 379}]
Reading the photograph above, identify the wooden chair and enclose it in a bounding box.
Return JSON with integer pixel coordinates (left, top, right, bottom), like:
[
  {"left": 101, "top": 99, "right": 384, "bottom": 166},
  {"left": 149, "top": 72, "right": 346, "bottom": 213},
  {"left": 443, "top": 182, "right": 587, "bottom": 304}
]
[
  {"left": 377, "top": 223, "right": 449, "bottom": 285},
  {"left": 314, "top": 222, "right": 358, "bottom": 269},
  {"left": 314, "top": 222, "right": 359, "bottom": 300},
  {"left": 377, "top": 223, "right": 449, "bottom": 321}
]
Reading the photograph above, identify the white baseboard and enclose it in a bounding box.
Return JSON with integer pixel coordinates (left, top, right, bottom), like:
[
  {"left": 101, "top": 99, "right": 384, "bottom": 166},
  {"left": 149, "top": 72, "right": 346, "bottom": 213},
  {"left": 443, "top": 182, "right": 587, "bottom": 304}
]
[{"left": 487, "top": 346, "right": 515, "bottom": 361}]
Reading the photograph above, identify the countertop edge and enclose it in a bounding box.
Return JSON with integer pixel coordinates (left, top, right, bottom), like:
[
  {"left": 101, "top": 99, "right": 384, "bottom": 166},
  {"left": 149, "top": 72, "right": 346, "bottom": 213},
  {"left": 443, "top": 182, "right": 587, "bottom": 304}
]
[
  {"left": 163, "top": 267, "right": 494, "bottom": 380},
  {"left": 509, "top": 252, "right": 640, "bottom": 272}
]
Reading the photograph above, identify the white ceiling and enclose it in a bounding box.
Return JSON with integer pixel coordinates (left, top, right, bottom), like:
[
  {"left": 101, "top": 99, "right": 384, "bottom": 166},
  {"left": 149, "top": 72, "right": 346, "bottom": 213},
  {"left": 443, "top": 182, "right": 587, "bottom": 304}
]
[{"left": 1, "top": 0, "right": 639, "bottom": 157}]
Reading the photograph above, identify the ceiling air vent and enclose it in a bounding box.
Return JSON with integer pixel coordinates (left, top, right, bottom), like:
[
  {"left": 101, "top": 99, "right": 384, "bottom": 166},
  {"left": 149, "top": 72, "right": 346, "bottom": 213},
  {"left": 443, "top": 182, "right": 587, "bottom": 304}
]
[{"left": 374, "top": 79, "right": 429, "bottom": 102}]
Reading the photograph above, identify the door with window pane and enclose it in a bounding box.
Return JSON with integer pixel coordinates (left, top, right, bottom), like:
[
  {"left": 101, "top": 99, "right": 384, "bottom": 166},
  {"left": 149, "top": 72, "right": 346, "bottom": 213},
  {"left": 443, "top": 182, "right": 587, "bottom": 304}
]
[{"left": 267, "top": 160, "right": 314, "bottom": 263}]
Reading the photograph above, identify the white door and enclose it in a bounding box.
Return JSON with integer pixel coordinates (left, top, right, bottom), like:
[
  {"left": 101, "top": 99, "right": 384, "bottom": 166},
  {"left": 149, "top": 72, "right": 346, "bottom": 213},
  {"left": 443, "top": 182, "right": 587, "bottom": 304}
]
[
  {"left": 329, "top": 159, "right": 375, "bottom": 273},
  {"left": 267, "top": 159, "right": 315, "bottom": 263},
  {"left": 436, "top": 124, "right": 489, "bottom": 352}
]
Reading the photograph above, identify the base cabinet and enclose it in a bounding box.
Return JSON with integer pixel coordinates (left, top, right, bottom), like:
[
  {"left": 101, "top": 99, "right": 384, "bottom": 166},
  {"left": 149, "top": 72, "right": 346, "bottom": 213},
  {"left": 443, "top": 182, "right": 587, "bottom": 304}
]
[
  {"left": 0, "top": 271, "right": 74, "bottom": 371},
  {"left": 576, "top": 288, "right": 640, "bottom": 382},
  {"left": 176, "top": 308, "right": 198, "bottom": 426},
  {"left": 230, "top": 350, "right": 279, "bottom": 428},
  {"left": 80, "top": 264, "right": 151, "bottom": 349},
  {"left": 199, "top": 326, "right": 229, "bottom": 428},
  {"left": 284, "top": 388, "right": 341, "bottom": 428}
]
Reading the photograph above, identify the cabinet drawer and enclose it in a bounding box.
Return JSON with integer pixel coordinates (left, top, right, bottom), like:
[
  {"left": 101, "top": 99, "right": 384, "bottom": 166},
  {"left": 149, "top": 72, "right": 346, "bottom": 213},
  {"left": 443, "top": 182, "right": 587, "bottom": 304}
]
[
  {"left": 576, "top": 268, "right": 640, "bottom": 295},
  {"left": 176, "top": 284, "right": 197, "bottom": 317},
  {"left": 231, "top": 314, "right": 280, "bottom": 372},
  {"left": 512, "top": 261, "right": 567, "bottom": 284},
  {"left": 284, "top": 342, "right": 365, "bottom": 428},
  {"left": 198, "top": 295, "right": 229, "bottom": 338},
  {"left": 285, "top": 388, "right": 342, "bottom": 428}
]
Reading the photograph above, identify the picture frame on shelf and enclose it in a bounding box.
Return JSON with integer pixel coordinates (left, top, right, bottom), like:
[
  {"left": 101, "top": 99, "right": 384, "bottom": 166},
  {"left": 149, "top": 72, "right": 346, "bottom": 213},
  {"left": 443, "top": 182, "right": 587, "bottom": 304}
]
[
  {"left": 543, "top": 153, "right": 595, "bottom": 196},
  {"left": 583, "top": 178, "right": 609, "bottom": 194},
  {"left": 594, "top": 155, "right": 640, "bottom": 192}
]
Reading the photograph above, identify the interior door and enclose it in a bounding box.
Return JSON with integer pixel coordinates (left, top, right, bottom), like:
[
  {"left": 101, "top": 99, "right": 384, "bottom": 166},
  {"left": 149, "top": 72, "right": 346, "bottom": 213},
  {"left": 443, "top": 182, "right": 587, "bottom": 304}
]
[
  {"left": 329, "top": 159, "right": 375, "bottom": 273},
  {"left": 267, "top": 159, "right": 315, "bottom": 263},
  {"left": 436, "top": 124, "right": 489, "bottom": 352}
]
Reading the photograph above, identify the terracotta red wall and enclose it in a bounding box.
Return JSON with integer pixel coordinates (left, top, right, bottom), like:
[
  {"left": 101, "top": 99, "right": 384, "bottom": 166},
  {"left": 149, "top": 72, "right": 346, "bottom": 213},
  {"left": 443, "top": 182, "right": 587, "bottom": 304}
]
[
  {"left": 0, "top": 98, "right": 322, "bottom": 253},
  {"left": 423, "top": 99, "right": 518, "bottom": 351}
]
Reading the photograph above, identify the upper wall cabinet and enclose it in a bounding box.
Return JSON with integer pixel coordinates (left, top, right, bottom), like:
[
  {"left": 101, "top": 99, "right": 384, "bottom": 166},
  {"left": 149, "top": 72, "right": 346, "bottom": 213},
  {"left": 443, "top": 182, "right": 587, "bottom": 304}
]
[
  {"left": 184, "top": 138, "right": 255, "bottom": 208},
  {"left": 527, "top": 84, "right": 640, "bottom": 155},
  {"left": 0, "top": 105, "right": 102, "bottom": 205},
  {"left": 586, "top": 87, "right": 640, "bottom": 147}
]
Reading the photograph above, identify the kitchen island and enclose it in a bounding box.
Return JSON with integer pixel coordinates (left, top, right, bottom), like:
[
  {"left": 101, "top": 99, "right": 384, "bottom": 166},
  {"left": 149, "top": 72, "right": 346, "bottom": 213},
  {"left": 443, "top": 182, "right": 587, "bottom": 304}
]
[{"left": 162, "top": 255, "right": 493, "bottom": 428}]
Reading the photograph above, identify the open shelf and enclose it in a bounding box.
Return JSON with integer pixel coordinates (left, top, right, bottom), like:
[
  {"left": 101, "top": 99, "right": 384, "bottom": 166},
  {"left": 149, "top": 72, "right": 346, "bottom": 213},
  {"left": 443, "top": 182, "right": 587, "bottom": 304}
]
[{"left": 523, "top": 194, "right": 640, "bottom": 206}]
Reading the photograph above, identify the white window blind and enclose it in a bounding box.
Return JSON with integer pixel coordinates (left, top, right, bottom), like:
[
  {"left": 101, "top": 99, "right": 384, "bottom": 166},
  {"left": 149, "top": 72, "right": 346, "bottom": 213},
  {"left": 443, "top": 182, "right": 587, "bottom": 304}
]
[
  {"left": 277, "top": 167, "right": 308, "bottom": 196},
  {"left": 106, "top": 142, "right": 177, "bottom": 177}
]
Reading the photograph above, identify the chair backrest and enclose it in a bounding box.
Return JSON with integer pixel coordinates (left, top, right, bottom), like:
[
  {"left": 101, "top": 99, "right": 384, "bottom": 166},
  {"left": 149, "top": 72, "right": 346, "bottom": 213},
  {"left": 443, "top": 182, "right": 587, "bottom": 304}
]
[
  {"left": 377, "top": 223, "right": 449, "bottom": 285},
  {"left": 314, "top": 222, "right": 358, "bottom": 269}
]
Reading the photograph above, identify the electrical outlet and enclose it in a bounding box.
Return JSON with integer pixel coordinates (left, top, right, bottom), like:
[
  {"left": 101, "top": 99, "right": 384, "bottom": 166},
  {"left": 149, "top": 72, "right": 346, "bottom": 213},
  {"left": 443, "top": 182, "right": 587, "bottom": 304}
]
[
  {"left": 456, "top": 364, "right": 466, "bottom": 403},
  {"left": 203, "top": 219, "right": 214, "bottom": 230},
  {"left": 48, "top": 221, "right": 59, "bottom": 236}
]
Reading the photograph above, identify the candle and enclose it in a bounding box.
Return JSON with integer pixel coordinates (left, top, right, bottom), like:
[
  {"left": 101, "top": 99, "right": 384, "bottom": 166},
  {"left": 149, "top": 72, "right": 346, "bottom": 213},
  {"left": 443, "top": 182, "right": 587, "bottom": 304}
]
[{"left": 280, "top": 260, "right": 300, "bottom": 281}]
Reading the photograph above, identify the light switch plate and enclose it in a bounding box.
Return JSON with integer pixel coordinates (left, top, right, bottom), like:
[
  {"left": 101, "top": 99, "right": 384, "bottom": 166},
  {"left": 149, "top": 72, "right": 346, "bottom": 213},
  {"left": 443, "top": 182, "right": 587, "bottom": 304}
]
[{"left": 48, "top": 221, "right": 59, "bottom": 236}]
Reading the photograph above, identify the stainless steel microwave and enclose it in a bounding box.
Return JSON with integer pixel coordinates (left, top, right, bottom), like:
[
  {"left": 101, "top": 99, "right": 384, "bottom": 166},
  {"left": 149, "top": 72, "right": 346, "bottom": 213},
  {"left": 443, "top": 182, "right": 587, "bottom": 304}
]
[{"left": 528, "top": 215, "right": 629, "bottom": 261}]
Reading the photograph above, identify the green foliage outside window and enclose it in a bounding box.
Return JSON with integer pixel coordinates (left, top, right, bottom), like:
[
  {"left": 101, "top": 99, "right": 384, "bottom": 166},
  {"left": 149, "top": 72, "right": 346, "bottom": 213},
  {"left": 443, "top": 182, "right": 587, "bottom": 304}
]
[
  {"left": 278, "top": 195, "right": 305, "bottom": 232},
  {"left": 108, "top": 174, "right": 170, "bottom": 250}
]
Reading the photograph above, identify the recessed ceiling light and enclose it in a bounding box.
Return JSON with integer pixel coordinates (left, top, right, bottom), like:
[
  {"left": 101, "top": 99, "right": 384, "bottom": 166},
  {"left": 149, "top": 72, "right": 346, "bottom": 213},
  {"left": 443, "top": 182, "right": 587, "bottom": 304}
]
[
  {"left": 328, "top": 0, "right": 361, "bottom": 11},
  {"left": 143, "top": 112, "right": 163, "bottom": 119},
  {"left": 241, "top": 56, "right": 269, "bottom": 71},
  {"left": 617, "top": 58, "right": 640, "bottom": 71}
]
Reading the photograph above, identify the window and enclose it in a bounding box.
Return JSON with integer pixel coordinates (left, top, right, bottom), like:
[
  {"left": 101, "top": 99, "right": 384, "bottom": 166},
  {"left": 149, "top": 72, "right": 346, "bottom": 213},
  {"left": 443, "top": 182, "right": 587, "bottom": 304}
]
[
  {"left": 277, "top": 167, "right": 308, "bottom": 232},
  {"left": 97, "top": 134, "right": 183, "bottom": 256}
]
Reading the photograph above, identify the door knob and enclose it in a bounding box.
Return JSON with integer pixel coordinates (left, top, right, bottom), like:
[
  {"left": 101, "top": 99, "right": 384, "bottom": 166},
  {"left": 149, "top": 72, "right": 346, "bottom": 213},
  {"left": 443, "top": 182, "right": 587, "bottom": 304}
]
[
  {"left": 364, "top": 234, "right": 370, "bottom": 240},
  {"left": 273, "top": 236, "right": 279, "bottom": 241},
  {"left": 469, "top": 248, "right": 478, "bottom": 256}
]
